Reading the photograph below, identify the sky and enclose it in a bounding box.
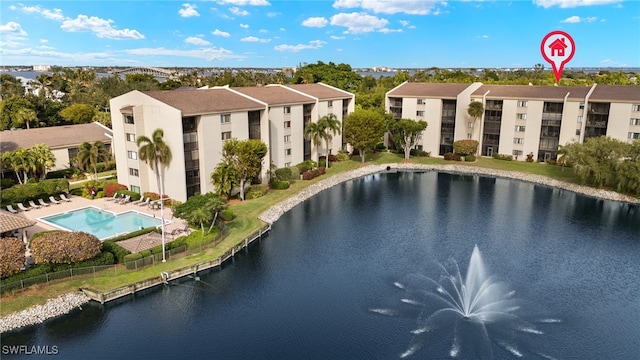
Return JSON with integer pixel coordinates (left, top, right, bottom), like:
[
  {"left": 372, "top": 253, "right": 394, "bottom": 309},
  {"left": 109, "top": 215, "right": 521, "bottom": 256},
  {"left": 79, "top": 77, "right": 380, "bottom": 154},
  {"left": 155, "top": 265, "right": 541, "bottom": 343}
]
[{"left": 1, "top": 0, "right": 639, "bottom": 69}]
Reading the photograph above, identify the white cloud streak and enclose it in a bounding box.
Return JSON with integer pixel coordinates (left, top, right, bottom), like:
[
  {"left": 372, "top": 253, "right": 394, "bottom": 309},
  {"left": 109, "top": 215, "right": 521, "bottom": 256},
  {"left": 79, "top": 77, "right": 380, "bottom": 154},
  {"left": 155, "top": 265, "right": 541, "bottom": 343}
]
[
  {"left": 212, "top": 29, "right": 231, "bottom": 37},
  {"left": 533, "top": 0, "right": 622, "bottom": 8},
  {"left": 185, "top": 36, "right": 212, "bottom": 46},
  {"left": 333, "top": 0, "right": 440, "bottom": 15},
  {"left": 330, "top": 12, "right": 389, "bottom": 33},
  {"left": 274, "top": 40, "right": 326, "bottom": 52},
  {"left": 302, "top": 17, "right": 329, "bottom": 28},
  {"left": 215, "top": 0, "right": 270, "bottom": 5},
  {"left": 61, "top": 15, "right": 145, "bottom": 40}
]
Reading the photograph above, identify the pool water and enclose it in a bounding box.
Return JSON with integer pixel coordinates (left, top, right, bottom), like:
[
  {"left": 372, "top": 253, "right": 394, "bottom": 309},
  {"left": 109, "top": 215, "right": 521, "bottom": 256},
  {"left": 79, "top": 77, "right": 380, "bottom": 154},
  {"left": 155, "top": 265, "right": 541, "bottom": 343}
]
[{"left": 39, "top": 207, "right": 163, "bottom": 240}]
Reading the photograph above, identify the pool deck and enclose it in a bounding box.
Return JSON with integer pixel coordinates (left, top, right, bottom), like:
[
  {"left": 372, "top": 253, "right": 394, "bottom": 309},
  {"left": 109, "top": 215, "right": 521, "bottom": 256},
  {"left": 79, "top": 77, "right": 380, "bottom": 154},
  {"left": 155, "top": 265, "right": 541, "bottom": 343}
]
[{"left": 3, "top": 194, "right": 189, "bottom": 243}]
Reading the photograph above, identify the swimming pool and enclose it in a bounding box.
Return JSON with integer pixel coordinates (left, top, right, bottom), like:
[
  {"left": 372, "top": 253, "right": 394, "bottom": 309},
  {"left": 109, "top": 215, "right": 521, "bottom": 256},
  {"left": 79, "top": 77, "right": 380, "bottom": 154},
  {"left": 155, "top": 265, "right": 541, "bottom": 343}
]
[{"left": 39, "top": 206, "right": 164, "bottom": 240}]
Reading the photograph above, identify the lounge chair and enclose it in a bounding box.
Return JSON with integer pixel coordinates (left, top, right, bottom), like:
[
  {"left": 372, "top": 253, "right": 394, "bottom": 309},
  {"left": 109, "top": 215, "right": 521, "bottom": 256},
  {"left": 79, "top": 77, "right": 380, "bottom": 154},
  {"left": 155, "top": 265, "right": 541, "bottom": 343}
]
[
  {"left": 132, "top": 196, "right": 145, "bottom": 205},
  {"left": 17, "top": 203, "right": 30, "bottom": 211},
  {"left": 28, "top": 200, "right": 41, "bottom": 209},
  {"left": 138, "top": 197, "right": 150, "bottom": 207},
  {"left": 6, "top": 205, "right": 18, "bottom": 213},
  {"left": 38, "top": 198, "right": 50, "bottom": 207},
  {"left": 105, "top": 193, "right": 119, "bottom": 202},
  {"left": 49, "top": 196, "right": 61, "bottom": 204},
  {"left": 119, "top": 195, "right": 131, "bottom": 204},
  {"left": 59, "top": 194, "right": 71, "bottom": 202}
]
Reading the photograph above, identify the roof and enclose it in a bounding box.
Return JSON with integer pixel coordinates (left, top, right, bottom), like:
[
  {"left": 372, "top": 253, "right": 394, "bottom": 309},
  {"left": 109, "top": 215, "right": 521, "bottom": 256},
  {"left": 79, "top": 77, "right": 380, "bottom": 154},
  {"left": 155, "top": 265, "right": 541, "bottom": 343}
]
[
  {"left": 231, "top": 86, "right": 315, "bottom": 106},
  {"left": 0, "top": 211, "right": 36, "bottom": 233},
  {"left": 589, "top": 84, "right": 640, "bottom": 103},
  {"left": 0, "top": 122, "right": 113, "bottom": 154},
  {"left": 471, "top": 84, "right": 592, "bottom": 101},
  {"left": 283, "top": 83, "right": 353, "bottom": 100},
  {"left": 387, "top": 82, "right": 475, "bottom": 98},
  {"left": 143, "top": 88, "right": 266, "bottom": 116}
]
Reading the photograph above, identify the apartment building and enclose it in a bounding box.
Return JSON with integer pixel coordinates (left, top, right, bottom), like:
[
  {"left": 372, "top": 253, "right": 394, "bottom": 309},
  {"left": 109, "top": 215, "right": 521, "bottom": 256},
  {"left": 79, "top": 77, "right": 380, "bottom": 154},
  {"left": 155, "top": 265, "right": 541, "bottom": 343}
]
[
  {"left": 386, "top": 82, "right": 640, "bottom": 161},
  {"left": 110, "top": 83, "right": 354, "bottom": 202}
]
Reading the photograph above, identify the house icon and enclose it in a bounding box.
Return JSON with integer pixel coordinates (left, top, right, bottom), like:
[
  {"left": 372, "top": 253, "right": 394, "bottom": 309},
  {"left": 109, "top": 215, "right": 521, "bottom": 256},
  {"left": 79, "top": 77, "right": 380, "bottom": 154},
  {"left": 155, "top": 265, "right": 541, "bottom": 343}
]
[{"left": 548, "top": 38, "right": 567, "bottom": 57}]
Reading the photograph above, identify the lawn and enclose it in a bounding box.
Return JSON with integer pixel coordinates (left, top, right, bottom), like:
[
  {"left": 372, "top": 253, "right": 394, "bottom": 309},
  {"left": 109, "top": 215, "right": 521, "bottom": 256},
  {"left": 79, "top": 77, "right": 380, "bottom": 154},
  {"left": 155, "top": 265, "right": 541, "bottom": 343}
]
[{"left": 0, "top": 154, "right": 587, "bottom": 316}]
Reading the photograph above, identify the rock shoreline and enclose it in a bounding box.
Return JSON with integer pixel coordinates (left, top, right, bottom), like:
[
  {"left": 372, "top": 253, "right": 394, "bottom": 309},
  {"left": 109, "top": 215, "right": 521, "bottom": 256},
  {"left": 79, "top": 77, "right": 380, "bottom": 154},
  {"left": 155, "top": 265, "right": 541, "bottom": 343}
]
[
  {"left": 258, "top": 163, "right": 640, "bottom": 224},
  {"left": 2, "top": 163, "right": 637, "bottom": 334},
  {"left": 0, "top": 293, "right": 90, "bottom": 334}
]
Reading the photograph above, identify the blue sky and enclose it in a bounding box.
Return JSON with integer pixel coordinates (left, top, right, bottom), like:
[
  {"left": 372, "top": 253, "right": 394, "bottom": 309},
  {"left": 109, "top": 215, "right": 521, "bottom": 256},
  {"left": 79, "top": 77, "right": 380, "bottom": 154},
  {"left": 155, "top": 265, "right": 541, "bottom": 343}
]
[{"left": 1, "top": 0, "right": 638, "bottom": 68}]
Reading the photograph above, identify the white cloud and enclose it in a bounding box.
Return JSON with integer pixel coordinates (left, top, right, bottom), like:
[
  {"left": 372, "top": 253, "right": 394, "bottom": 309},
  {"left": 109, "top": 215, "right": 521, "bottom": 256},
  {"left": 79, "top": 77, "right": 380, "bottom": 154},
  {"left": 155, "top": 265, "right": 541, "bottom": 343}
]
[
  {"left": 212, "top": 29, "right": 231, "bottom": 37},
  {"left": 333, "top": 0, "right": 440, "bottom": 15},
  {"left": 40, "top": 39, "right": 48, "bottom": 44},
  {"left": 230, "top": 7, "right": 250, "bottom": 16},
  {"left": 215, "top": 0, "right": 270, "bottom": 5},
  {"left": 241, "top": 36, "right": 270, "bottom": 43},
  {"left": 0, "top": 47, "right": 117, "bottom": 63},
  {"left": 179, "top": 3, "right": 200, "bottom": 17},
  {"left": 0, "top": 21, "right": 28, "bottom": 36},
  {"left": 267, "top": 12, "right": 279, "bottom": 17},
  {"left": 18, "top": 5, "right": 65, "bottom": 21},
  {"left": 378, "top": 28, "right": 402, "bottom": 33},
  {"left": 185, "top": 36, "right": 212, "bottom": 46},
  {"left": 533, "top": 0, "right": 622, "bottom": 8},
  {"left": 399, "top": 20, "right": 409, "bottom": 26},
  {"left": 561, "top": 15, "right": 598, "bottom": 22},
  {"left": 302, "top": 17, "right": 329, "bottom": 28},
  {"left": 330, "top": 12, "right": 389, "bottom": 33},
  {"left": 330, "top": 35, "right": 346, "bottom": 40},
  {"left": 274, "top": 40, "right": 326, "bottom": 52},
  {"left": 61, "top": 15, "right": 145, "bottom": 40},
  {"left": 240, "top": 23, "right": 250, "bottom": 28},
  {"left": 125, "top": 46, "right": 242, "bottom": 61},
  {"left": 259, "top": 29, "right": 268, "bottom": 33}
]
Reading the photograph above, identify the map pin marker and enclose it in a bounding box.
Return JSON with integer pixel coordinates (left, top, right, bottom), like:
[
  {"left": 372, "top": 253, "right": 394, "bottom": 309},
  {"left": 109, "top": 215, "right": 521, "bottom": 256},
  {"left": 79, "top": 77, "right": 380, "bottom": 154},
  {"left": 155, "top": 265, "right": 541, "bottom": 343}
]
[{"left": 541, "top": 31, "right": 575, "bottom": 84}]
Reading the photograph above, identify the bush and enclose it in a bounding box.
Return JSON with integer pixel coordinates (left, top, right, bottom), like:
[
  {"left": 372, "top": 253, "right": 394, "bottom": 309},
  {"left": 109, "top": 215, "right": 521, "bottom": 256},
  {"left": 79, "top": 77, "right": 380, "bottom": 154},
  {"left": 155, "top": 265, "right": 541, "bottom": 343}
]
[
  {"left": 46, "top": 168, "right": 75, "bottom": 179},
  {"left": 30, "top": 231, "right": 102, "bottom": 264},
  {"left": 318, "top": 158, "right": 326, "bottom": 168},
  {"left": 335, "top": 152, "right": 351, "bottom": 161},
  {"left": 1, "top": 178, "right": 15, "bottom": 189},
  {"left": 375, "top": 142, "right": 387, "bottom": 151},
  {"left": 274, "top": 167, "right": 293, "bottom": 181},
  {"left": 318, "top": 167, "right": 326, "bottom": 175},
  {"left": 288, "top": 166, "right": 300, "bottom": 180},
  {"left": 104, "top": 183, "right": 128, "bottom": 197},
  {"left": 444, "top": 152, "right": 462, "bottom": 161},
  {"left": 117, "top": 189, "right": 141, "bottom": 202},
  {"left": 102, "top": 241, "right": 131, "bottom": 263},
  {"left": 302, "top": 170, "right": 315, "bottom": 180},
  {"left": 328, "top": 154, "right": 337, "bottom": 162},
  {"left": 465, "top": 155, "right": 476, "bottom": 162},
  {"left": 546, "top": 159, "right": 557, "bottom": 166},
  {"left": 245, "top": 185, "right": 268, "bottom": 199},
  {"left": 0, "top": 237, "right": 26, "bottom": 278},
  {"left": 0, "top": 179, "right": 69, "bottom": 207},
  {"left": 410, "top": 148, "right": 430, "bottom": 157},
  {"left": 220, "top": 208, "right": 235, "bottom": 221},
  {"left": 525, "top": 152, "right": 535, "bottom": 162},
  {"left": 295, "top": 162, "right": 309, "bottom": 173},
  {"left": 453, "top": 140, "right": 479, "bottom": 155},
  {"left": 270, "top": 180, "right": 290, "bottom": 190},
  {"left": 493, "top": 153, "right": 513, "bottom": 161}
]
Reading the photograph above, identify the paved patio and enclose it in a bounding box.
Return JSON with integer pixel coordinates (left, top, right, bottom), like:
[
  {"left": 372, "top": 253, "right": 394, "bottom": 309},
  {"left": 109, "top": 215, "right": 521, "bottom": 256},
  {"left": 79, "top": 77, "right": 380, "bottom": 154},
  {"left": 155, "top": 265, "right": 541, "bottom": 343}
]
[{"left": 1, "top": 194, "right": 190, "bottom": 245}]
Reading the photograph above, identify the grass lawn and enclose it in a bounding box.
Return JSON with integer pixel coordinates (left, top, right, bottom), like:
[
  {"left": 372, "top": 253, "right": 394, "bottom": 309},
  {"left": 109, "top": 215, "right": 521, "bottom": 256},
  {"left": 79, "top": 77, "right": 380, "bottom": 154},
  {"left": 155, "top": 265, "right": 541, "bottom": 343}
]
[{"left": 0, "top": 154, "right": 590, "bottom": 317}]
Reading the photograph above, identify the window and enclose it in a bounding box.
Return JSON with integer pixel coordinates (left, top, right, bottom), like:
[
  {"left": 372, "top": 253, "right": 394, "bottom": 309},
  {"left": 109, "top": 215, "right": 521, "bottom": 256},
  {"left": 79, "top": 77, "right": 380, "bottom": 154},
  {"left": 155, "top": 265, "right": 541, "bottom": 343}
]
[
  {"left": 124, "top": 114, "right": 134, "bottom": 124},
  {"left": 576, "top": 129, "right": 581, "bottom": 136},
  {"left": 577, "top": 116, "right": 583, "bottom": 123},
  {"left": 517, "top": 100, "right": 528, "bottom": 107},
  {"left": 131, "top": 185, "right": 140, "bottom": 194},
  {"left": 284, "top": 135, "right": 291, "bottom": 143},
  {"left": 516, "top": 113, "right": 527, "bottom": 120},
  {"left": 512, "top": 150, "right": 523, "bottom": 157},
  {"left": 515, "top": 125, "right": 526, "bottom": 132},
  {"left": 632, "top": 104, "right": 640, "bottom": 112},
  {"left": 328, "top": 100, "right": 333, "bottom": 108},
  {"left": 579, "top": 102, "right": 585, "bottom": 110},
  {"left": 126, "top": 133, "right": 136, "bottom": 142},
  {"left": 221, "top": 131, "right": 232, "bottom": 140},
  {"left": 417, "top": 99, "right": 425, "bottom": 105},
  {"left": 416, "top": 111, "right": 424, "bottom": 117},
  {"left": 220, "top": 114, "right": 231, "bottom": 123},
  {"left": 127, "top": 151, "right": 137, "bottom": 160},
  {"left": 630, "top": 118, "right": 640, "bottom": 126},
  {"left": 284, "top": 121, "right": 291, "bottom": 128},
  {"left": 284, "top": 106, "right": 291, "bottom": 114},
  {"left": 467, "top": 133, "right": 472, "bottom": 139},
  {"left": 468, "top": 122, "right": 474, "bottom": 128},
  {"left": 284, "top": 162, "right": 291, "bottom": 167},
  {"left": 284, "top": 148, "right": 292, "bottom": 156},
  {"left": 629, "top": 132, "right": 640, "bottom": 139},
  {"left": 514, "top": 138, "right": 524, "bottom": 144},
  {"left": 129, "top": 168, "right": 139, "bottom": 177}
]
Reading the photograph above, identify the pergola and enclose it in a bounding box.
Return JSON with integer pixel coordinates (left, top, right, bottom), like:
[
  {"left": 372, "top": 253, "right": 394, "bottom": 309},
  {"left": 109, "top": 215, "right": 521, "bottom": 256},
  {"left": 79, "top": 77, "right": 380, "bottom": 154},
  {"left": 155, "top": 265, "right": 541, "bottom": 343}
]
[{"left": 0, "top": 212, "right": 36, "bottom": 242}]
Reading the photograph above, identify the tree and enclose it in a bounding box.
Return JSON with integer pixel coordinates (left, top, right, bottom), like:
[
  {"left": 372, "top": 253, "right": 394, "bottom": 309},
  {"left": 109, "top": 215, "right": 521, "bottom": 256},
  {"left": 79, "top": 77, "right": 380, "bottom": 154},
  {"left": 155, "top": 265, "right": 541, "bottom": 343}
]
[
  {"left": 388, "top": 118, "right": 428, "bottom": 160},
  {"left": 137, "top": 128, "right": 172, "bottom": 262},
  {"left": 211, "top": 162, "right": 237, "bottom": 198},
  {"left": 219, "top": 138, "right": 268, "bottom": 201},
  {"left": 59, "top": 103, "right": 97, "bottom": 124},
  {"left": 31, "top": 143, "right": 56, "bottom": 180},
  {"left": 343, "top": 109, "right": 386, "bottom": 163},
  {"left": 467, "top": 101, "right": 484, "bottom": 137},
  {"left": 0, "top": 74, "right": 24, "bottom": 100},
  {"left": 9, "top": 148, "right": 36, "bottom": 184},
  {"left": 304, "top": 121, "right": 325, "bottom": 165},
  {"left": 30, "top": 231, "right": 102, "bottom": 264},
  {"left": 453, "top": 140, "right": 479, "bottom": 156},
  {"left": 0, "top": 237, "right": 26, "bottom": 278},
  {"left": 318, "top": 113, "right": 341, "bottom": 168},
  {"left": 77, "top": 141, "right": 109, "bottom": 179},
  {"left": 0, "top": 96, "right": 36, "bottom": 130},
  {"left": 173, "top": 192, "right": 227, "bottom": 235}
]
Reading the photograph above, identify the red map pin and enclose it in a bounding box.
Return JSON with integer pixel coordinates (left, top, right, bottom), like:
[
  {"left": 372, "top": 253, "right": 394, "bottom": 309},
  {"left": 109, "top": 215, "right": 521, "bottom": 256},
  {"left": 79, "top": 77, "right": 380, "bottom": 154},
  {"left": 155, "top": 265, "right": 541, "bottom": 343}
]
[{"left": 541, "top": 31, "right": 575, "bottom": 83}]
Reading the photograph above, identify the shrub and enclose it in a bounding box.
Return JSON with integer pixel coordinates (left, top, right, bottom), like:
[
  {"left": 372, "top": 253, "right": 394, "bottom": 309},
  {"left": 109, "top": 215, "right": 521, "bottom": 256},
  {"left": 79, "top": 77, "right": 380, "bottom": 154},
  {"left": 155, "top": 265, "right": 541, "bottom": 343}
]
[
  {"left": 46, "top": 168, "right": 75, "bottom": 179},
  {"left": 0, "top": 179, "right": 69, "bottom": 206},
  {"left": 104, "top": 183, "right": 128, "bottom": 197},
  {"left": 335, "top": 152, "right": 351, "bottom": 161},
  {"left": 375, "top": 142, "right": 387, "bottom": 151},
  {"left": 220, "top": 208, "right": 234, "bottom": 221},
  {"left": 410, "top": 148, "right": 430, "bottom": 157},
  {"left": 318, "top": 158, "right": 327, "bottom": 168},
  {"left": 274, "top": 167, "right": 293, "bottom": 181},
  {"left": 453, "top": 140, "right": 479, "bottom": 155},
  {"left": 1, "top": 178, "right": 15, "bottom": 189},
  {"left": 546, "top": 159, "right": 557, "bottom": 166},
  {"left": 465, "top": 155, "right": 476, "bottom": 162},
  {"left": 525, "top": 152, "right": 535, "bottom": 162},
  {"left": 117, "top": 189, "right": 141, "bottom": 202},
  {"left": 0, "top": 237, "right": 26, "bottom": 278},
  {"left": 288, "top": 166, "right": 300, "bottom": 180},
  {"left": 102, "top": 241, "right": 131, "bottom": 263},
  {"left": 318, "top": 167, "right": 326, "bottom": 175},
  {"left": 493, "top": 153, "right": 513, "bottom": 161},
  {"left": 328, "top": 154, "right": 337, "bottom": 162},
  {"left": 30, "top": 231, "right": 102, "bottom": 265},
  {"left": 245, "top": 185, "right": 268, "bottom": 199},
  {"left": 295, "top": 162, "right": 309, "bottom": 173},
  {"left": 444, "top": 152, "right": 462, "bottom": 161},
  {"left": 302, "top": 170, "right": 315, "bottom": 180},
  {"left": 270, "top": 180, "right": 290, "bottom": 190}
]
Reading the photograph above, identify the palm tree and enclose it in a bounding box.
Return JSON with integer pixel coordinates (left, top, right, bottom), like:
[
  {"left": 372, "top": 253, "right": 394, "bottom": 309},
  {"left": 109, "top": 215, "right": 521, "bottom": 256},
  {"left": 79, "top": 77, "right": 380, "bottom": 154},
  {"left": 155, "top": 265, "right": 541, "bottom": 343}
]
[
  {"left": 31, "top": 143, "right": 56, "bottom": 180},
  {"left": 304, "top": 121, "right": 326, "bottom": 165},
  {"left": 318, "top": 114, "right": 341, "bottom": 168},
  {"left": 77, "top": 141, "right": 108, "bottom": 180},
  {"left": 11, "top": 148, "right": 36, "bottom": 184},
  {"left": 137, "top": 128, "right": 172, "bottom": 262},
  {"left": 13, "top": 107, "right": 37, "bottom": 129},
  {"left": 467, "top": 101, "right": 484, "bottom": 139}
]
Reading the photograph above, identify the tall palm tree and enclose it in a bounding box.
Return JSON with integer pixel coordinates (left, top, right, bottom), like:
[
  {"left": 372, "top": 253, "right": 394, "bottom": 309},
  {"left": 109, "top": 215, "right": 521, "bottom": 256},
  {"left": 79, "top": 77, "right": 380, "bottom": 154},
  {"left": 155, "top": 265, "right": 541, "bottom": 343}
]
[
  {"left": 467, "top": 101, "right": 484, "bottom": 139},
  {"left": 31, "top": 143, "right": 56, "bottom": 180},
  {"left": 137, "top": 128, "right": 172, "bottom": 262},
  {"left": 11, "top": 148, "right": 36, "bottom": 184},
  {"left": 304, "top": 121, "right": 326, "bottom": 165},
  {"left": 318, "top": 114, "right": 341, "bottom": 168},
  {"left": 77, "top": 141, "right": 108, "bottom": 180}
]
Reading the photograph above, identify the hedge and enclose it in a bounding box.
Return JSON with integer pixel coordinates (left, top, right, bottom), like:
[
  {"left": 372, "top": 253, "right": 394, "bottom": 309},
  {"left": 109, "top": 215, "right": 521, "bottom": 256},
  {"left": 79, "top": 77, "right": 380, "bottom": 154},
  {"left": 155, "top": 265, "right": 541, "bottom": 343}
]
[
  {"left": 0, "top": 179, "right": 69, "bottom": 206},
  {"left": 493, "top": 153, "right": 513, "bottom": 161},
  {"left": 270, "top": 180, "right": 290, "bottom": 190}
]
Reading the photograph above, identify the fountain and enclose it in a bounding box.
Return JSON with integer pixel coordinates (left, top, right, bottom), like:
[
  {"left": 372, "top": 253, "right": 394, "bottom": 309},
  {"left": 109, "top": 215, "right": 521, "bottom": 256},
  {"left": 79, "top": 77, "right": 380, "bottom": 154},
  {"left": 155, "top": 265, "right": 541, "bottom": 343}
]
[{"left": 372, "top": 245, "right": 559, "bottom": 359}]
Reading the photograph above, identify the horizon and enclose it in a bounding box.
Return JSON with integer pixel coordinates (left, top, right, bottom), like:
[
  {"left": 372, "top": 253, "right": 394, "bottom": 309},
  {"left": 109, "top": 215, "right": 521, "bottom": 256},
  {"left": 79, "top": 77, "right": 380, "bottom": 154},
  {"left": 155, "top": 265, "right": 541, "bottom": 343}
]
[{"left": 1, "top": 1, "right": 639, "bottom": 68}]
